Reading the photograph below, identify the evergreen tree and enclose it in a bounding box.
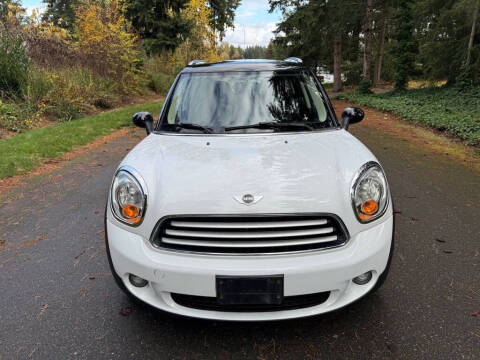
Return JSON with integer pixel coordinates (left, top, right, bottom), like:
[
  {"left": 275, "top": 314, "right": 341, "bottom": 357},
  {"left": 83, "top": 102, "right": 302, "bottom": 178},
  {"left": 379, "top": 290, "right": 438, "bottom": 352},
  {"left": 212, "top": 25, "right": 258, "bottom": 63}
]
[
  {"left": 393, "top": 0, "right": 417, "bottom": 90},
  {"left": 122, "top": 0, "right": 192, "bottom": 54},
  {"left": 243, "top": 45, "right": 268, "bottom": 59},
  {"left": 42, "top": 0, "right": 78, "bottom": 30},
  {"left": 208, "top": 0, "right": 241, "bottom": 41}
]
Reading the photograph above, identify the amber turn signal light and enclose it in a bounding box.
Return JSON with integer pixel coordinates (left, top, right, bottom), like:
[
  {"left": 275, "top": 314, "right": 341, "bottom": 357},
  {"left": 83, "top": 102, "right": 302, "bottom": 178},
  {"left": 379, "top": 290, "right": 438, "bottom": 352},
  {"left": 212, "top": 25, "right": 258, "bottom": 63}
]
[
  {"left": 122, "top": 204, "right": 139, "bottom": 219},
  {"left": 361, "top": 200, "right": 378, "bottom": 215}
]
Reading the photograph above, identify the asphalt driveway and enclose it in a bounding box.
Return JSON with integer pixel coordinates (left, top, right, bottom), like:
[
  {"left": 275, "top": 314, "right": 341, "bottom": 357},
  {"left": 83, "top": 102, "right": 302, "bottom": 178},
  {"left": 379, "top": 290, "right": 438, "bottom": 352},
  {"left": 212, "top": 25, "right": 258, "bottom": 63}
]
[{"left": 0, "top": 111, "right": 479, "bottom": 359}]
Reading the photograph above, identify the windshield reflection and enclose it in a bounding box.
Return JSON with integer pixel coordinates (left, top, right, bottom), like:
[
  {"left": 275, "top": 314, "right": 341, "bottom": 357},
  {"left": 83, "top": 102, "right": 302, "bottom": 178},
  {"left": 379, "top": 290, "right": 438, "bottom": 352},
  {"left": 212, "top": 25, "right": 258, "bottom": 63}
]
[{"left": 161, "top": 71, "right": 335, "bottom": 133}]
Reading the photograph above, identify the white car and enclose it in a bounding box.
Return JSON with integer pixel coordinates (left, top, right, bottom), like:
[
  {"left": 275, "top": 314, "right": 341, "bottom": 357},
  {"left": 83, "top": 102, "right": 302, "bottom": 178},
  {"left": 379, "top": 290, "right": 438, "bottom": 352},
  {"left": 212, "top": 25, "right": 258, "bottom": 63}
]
[{"left": 105, "top": 58, "right": 394, "bottom": 321}]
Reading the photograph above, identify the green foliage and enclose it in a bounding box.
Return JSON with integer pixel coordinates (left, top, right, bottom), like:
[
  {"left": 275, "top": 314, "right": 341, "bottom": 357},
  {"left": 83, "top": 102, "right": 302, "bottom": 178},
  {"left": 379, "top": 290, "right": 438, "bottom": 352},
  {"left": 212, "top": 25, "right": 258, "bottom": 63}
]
[
  {"left": 338, "top": 86, "right": 480, "bottom": 145},
  {"left": 456, "top": 63, "right": 474, "bottom": 90},
  {"left": 0, "top": 32, "right": 31, "bottom": 97},
  {"left": 0, "top": 100, "right": 39, "bottom": 132},
  {"left": 358, "top": 80, "right": 373, "bottom": 94},
  {"left": 0, "top": 101, "right": 21, "bottom": 131},
  {"left": 270, "top": 0, "right": 364, "bottom": 76},
  {"left": 22, "top": 69, "right": 53, "bottom": 105},
  {"left": 148, "top": 73, "right": 175, "bottom": 95},
  {"left": 393, "top": 0, "right": 417, "bottom": 90},
  {"left": 122, "top": 0, "right": 192, "bottom": 54},
  {"left": 0, "top": 100, "right": 164, "bottom": 179},
  {"left": 343, "top": 59, "right": 363, "bottom": 86},
  {"left": 42, "top": 0, "right": 79, "bottom": 30},
  {"left": 208, "top": 0, "right": 241, "bottom": 40},
  {"left": 243, "top": 45, "right": 268, "bottom": 59},
  {"left": 414, "top": 0, "right": 479, "bottom": 85}
]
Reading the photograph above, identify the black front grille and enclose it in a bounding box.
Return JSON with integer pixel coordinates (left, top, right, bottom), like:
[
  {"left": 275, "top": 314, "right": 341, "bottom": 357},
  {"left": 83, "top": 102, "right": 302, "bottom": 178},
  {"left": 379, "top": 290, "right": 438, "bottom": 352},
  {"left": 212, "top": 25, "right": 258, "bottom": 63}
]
[
  {"left": 151, "top": 214, "right": 349, "bottom": 254},
  {"left": 171, "top": 291, "right": 331, "bottom": 312}
]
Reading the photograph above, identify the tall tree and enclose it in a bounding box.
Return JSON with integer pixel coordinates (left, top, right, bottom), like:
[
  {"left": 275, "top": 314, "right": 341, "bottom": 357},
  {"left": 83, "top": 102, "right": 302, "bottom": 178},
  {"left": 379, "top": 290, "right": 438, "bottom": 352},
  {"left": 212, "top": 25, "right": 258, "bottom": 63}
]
[
  {"left": 208, "top": 0, "right": 241, "bottom": 41},
  {"left": 393, "top": 0, "right": 417, "bottom": 90},
  {"left": 466, "top": 0, "right": 479, "bottom": 66},
  {"left": 333, "top": 35, "right": 342, "bottom": 91},
  {"left": 373, "top": 11, "right": 387, "bottom": 87},
  {"left": 362, "top": 0, "right": 373, "bottom": 83},
  {"left": 270, "top": 0, "right": 364, "bottom": 91},
  {"left": 42, "top": 0, "right": 78, "bottom": 30},
  {"left": 122, "top": 0, "right": 192, "bottom": 54}
]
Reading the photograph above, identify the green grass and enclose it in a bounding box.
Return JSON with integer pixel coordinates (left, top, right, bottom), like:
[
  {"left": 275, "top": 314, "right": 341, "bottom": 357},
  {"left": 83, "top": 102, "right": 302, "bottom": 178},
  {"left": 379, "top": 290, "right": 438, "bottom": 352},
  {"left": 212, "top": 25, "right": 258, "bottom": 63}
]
[
  {"left": 336, "top": 86, "right": 480, "bottom": 146},
  {"left": 0, "top": 101, "right": 163, "bottom": 179}
]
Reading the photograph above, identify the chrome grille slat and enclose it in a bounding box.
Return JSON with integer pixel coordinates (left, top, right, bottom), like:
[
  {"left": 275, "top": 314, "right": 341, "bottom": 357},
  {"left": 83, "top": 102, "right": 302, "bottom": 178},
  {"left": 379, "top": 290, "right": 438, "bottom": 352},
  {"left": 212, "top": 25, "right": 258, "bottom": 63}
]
[
  {"left": 162, "top": 235, "right": 338, "bottom": 248},
  {"left": 170, "top": 219, "right": 328, "bottom": 229},
  {"left": 165, "top": 227, "right": 334, "bottom": 239},
  {"left": 152, "top": 215, "right": 348, "bottom": 254}
]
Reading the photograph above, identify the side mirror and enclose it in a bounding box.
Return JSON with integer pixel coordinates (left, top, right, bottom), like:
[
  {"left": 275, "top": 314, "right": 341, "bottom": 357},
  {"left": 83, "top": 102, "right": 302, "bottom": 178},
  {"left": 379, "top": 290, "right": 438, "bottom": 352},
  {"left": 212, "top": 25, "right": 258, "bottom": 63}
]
[
  {"left": 133, "top": 111, "right": 154, "bottom": 135},
  {"left": 341, "top": 107, "right": 364, "bottom": 130}
]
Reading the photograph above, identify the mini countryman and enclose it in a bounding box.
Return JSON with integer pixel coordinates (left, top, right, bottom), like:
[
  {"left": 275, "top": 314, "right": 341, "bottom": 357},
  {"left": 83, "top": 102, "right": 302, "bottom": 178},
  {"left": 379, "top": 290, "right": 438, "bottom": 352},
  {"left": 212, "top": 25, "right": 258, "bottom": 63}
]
[{"left": 105, "top": 59, "right": 394, "bottom": 321}]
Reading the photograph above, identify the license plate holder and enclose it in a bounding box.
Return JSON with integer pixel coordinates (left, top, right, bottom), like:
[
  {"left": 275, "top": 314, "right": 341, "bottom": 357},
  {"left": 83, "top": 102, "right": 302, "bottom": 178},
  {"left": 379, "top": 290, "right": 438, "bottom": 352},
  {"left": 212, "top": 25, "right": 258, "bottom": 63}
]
[{"left": 216, "top": 275, "right": 284, "bottom": 305}]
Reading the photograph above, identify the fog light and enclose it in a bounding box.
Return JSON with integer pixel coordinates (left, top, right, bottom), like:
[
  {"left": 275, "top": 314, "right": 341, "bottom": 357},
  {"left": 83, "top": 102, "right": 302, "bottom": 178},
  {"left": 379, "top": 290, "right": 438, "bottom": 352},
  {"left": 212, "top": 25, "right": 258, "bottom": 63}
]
[
  {"left": 353, "top": 271, "right": 372, "bottom": 285},
  {"left": 129, "top": 274, "right": 148, "bottom": 287}
]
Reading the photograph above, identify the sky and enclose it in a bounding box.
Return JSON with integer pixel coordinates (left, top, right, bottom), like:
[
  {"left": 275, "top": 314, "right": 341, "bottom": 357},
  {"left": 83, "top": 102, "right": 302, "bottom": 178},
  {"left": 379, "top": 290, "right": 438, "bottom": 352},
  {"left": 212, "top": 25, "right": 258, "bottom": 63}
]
[{"left": 21, "top": 0, "right": 281, "bottom": 48}]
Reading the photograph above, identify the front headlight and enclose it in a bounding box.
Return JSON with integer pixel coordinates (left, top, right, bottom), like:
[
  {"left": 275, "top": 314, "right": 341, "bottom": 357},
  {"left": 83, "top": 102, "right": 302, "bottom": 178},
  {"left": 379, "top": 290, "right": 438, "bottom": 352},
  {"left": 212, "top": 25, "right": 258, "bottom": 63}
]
[
  {"left": 351, "top": 161, "right": 389, "bottom": 223},
  {"left": 110, "top": 167, "right": 147, "bottom": 226}
]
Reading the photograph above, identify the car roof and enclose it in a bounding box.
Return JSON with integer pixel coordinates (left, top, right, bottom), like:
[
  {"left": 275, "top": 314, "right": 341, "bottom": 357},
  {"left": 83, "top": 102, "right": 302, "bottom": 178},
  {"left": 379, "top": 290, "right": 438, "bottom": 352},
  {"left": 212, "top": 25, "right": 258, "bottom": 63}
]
[{"left": 181, "top": 59, "right": 306, "bottom": 73}]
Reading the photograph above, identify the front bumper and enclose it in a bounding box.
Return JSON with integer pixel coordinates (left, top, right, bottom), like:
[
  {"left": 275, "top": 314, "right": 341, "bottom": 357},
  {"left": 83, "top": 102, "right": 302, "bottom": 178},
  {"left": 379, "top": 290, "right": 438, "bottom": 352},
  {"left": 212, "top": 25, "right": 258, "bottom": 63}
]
[{"left": 106, "top": 215, "right": 393, "bottom": 321}]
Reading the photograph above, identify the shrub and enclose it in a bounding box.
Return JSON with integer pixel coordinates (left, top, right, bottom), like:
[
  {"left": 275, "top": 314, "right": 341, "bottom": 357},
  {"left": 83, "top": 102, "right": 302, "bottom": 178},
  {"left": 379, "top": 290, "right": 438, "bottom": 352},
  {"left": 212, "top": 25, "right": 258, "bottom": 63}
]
[
  {"left": 338, "top": 86, "right": 480, "bottom": 146},
  {"left": 148, "top": 72, "right": 175, "bottom": 94},
  {"left": 0, "top": 100, "right": 37, "bottom": 132},
  {"left": 0, "top": 32, "right": 31, "bottom": 97},
  {"left": 358, "top": 80, "right": 373, "bottom": 94},
  {"left": 22, "top": 68, "right": 53, "bottom": 104}
]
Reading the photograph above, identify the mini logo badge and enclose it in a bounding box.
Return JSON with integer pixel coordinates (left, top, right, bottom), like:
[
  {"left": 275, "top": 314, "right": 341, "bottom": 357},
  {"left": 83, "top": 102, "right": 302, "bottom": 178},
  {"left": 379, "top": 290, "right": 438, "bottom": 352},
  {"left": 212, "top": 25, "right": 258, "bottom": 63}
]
[
  {"left": 242, "top": 194, "right": 254, "bottom": 204},
  {"left": 233, "top": 194, "right": 263, "bottom": 206}
]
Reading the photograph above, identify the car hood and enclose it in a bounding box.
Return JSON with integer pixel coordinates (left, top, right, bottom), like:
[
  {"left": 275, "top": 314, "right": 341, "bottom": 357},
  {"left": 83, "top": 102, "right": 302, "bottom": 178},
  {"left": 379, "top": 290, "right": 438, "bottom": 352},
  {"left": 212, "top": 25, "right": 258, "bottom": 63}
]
[{"left": 118, "top": 129, "right": 379, "bottom": 234}]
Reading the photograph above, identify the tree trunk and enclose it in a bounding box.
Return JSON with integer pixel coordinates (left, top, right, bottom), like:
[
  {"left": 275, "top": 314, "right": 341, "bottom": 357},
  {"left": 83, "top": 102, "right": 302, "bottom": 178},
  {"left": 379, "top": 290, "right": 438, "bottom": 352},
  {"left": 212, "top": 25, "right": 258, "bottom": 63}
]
[
  {"left": 373, "top": 13, "right": 387, "bottom": 87},
  {"left": 363, "top": 0, "right": 374, "bottom": 82},
  {"left": 466, "top": 0, "right": 479, "bottom": 65},
  {"left": 333, "top": 35, "right": 343, "bottom": 92}
]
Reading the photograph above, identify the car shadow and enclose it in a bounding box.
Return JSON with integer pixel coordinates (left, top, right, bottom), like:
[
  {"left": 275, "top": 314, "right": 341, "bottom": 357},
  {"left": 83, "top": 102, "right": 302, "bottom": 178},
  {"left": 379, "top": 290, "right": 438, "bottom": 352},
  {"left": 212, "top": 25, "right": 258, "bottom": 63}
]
[{"left": 121, "top": 291, "right": 397, "bottom": 358}]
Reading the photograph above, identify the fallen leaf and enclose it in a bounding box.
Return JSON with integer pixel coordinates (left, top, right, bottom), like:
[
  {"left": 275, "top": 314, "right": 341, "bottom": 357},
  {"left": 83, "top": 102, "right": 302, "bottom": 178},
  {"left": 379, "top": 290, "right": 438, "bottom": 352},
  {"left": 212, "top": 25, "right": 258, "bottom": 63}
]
[
  {"left": 443, "top": 250, "right": 453, "bottom": 254},
  {"left": 435, "top": 238, "right": 446, "bottom": 243},
  {"left": 89, "top": 276, "right": 96, "bottom": 280},
  {"left": 50, "top": 175, "right": 62, "bottom": 183},
  {"left": 94, "top": 210, "right": 100, "bottom": 215},
  {"left": 471, "top": 311, "right": 479, "bottom": 317},
  {"left": 79, "top": 285, "right": 90, "bottom": 296},
  {"left": 38, "top": 304, "right": 48, "bottom": 318},
  {"left": 21, "top": 236, "right": 48, "bottom": 249}
]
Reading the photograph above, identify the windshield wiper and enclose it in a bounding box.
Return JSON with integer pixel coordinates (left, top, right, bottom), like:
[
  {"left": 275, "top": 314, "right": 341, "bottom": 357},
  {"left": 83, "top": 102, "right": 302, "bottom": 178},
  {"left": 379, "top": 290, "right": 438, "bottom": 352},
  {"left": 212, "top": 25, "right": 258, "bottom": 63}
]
[
  {"left": 175, "top": 122, "right": 213, "bottom": 134},
  {"left": 225, "top": 122, "right": 314, "bottom": 132}
]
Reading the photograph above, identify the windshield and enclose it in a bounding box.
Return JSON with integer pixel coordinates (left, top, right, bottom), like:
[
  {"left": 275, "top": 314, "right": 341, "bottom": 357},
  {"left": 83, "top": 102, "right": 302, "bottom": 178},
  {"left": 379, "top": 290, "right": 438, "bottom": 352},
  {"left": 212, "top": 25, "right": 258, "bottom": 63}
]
[{"left": 160, "top": 70, "right": 337, "bottom": 134}]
